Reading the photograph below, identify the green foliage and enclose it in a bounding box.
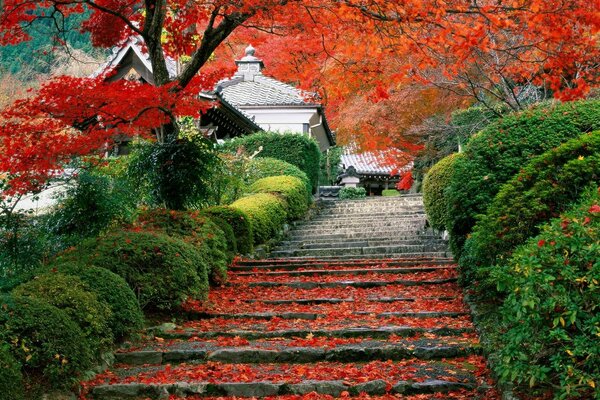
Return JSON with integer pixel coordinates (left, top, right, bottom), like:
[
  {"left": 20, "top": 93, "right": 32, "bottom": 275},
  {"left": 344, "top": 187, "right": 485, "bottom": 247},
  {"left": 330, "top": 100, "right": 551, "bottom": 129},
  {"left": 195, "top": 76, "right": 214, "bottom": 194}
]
[
  {"left": 200, "top": 206, "right": 253, "bottom": 254},
  {"left": 128, "top": 136, "right": 221, "bottom": 210},
  {"left": 250, "top": 176, "right": 310, "bottom": 220},
  {"left": 422, "top": 153, "right": 463, "bottom": 231},
  {"left": 445, "top": 100, "right": 600, "bottom": 257},
  {"left": 492, "top": 188, "right": 600, "bottom": 399},
  {"left": 382, "top": 189, "right": 400, "bottom": 197},
  {"left": 135, "top": 209, "right": 229, "bottom": 285},
  {"left": 0, "top": 294, "right": 94, "bottom": 386},
  {"left": 0, "top": 343, "right": 24, "bottom": 400},
  {"left": 47, "top": 167, "right": 139, "bottom": 240},
  {"left": 461, "top": 133, "right": 600, "bottom": 287},
  {"left": 13, "top": 273, "right": 114, "bottom": 353},
  {"left": 223, "top": 132, "right": 321, "bottom": 193},
  {"left": 339, "top": 187, "right": 367, "bottom": 199},
  {"left": 50, "top": 263, "right": 143, "bottom": 341},
  {"left": 246, "top": 157, "right": 311, "bottom": 199},
  {"left": 413, "top": 105, "right": 504, "bottom": 186},
  {"left": 231, "top": 193, "right": 287, "bottom": 245},
  {"left": 60, "top": 230, "right": 208, "bottom": 310},
  {"left": 320, "top": 146, "right": 343, "bottom": 186}
]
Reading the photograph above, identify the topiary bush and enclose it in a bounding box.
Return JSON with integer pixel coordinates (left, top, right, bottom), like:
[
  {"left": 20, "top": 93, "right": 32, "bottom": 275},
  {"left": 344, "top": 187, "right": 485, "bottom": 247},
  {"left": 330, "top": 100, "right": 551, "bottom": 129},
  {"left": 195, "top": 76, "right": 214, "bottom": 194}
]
[
  {"left": 59, "top": 229, "right": 208, "bottom": 310},
  {"left": 200, "top": 206, "right": 253, "bottom": 255},
  {"left": 0, "top": 342, "right": 24, "bottom": 400},
  {"left": 231, "top": 193, "right": 287, "bottom": 245},
  {"left": 492, "top": 187, "right": 600, "bottom": 399},
  {"left": 339, "top": 187, "right": 367, "bottom": 200},
  {"left": 50, "top": 263, "right": 143, "bottom": 341},
  {"left": 0, "top": 294, "right": 94, "bottom": 386},
  {"left": 445, "top": 100, "right": 600, "bottom": 257},
  {"left": 223, "top": 132, "right": 321, "bottom": 193},
  {"left": 422, "top": 153, "right": 462, "bottom": 231},
  {"left": 461, "top": 132, "right": 600, "bottom": 287},
  {"left": 134, "top": 209, "right": 229, "bottom": 285},
  {"left": 250, "top": 176, "right": 310, "bottom": 220},
  {"left": 13, "top": 273, "right": 114, "bottom": 353},
  {"left": 246, "top": 157, "right": 311, "bottom": 199},
  {"left": 382, "top": 189, "right": 400, "bottom": 197}
]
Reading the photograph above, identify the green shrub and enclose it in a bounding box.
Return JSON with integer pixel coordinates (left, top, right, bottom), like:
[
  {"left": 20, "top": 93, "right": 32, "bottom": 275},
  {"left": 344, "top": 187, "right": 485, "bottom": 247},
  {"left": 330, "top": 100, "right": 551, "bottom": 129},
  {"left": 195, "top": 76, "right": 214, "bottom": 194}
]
[
  {"left": 50, "top": 263, "right": 143, "bottom": 341},
  {"left": 320, "top": 146, "right": 343, "bottom": 186},
  {"left": 0, "top": 343, "right": 24, "bottom": 400},
  {"left": 246, "top": 157, "right": 311, "bottom": 197},
  {"left": 200, "top": 206, "right": 253, "bottom": 254},
  {"left": 382, "top": 189, "right": 400, "bottom": 197},
  {"left": 223, "top": 132, "right": 321, "bottom": 193},
  {"left": 422, "top": 153, "right": 462, "bottom": 231},
  {"left": 0, "top": 294, "right": 94, "bottom": 386},
  {"left": 13, "top": 273, "right": 114, "bottom": 353},
  {"left": 250, "top": 176, "right": 310, "bottom": 220},
  {"left": 134, "top": 209, "right": 229, "bottom": 285},
  {"left": 231, "top": 193, "right": 287, "bottom": 245},
  {"left": 47, "top": 167, "right": 138, "bottom": 240},
  {"left": 461, "top": 133, "right": 600, "bottom": 286},
  {"left": 59, "top": 230, "right": 208, "bottom": 310},
  {"left": 492, "top": 187, "right": 600, "bottom": 399},
  {"left": 339, "top": 187, "right": 367, "bottom": 199},
  {"left": 445, "top": 100, "right": 600, "bottom": 257},
  {"left": 128, "top": 135, "right": 221, "bottom": 210}
]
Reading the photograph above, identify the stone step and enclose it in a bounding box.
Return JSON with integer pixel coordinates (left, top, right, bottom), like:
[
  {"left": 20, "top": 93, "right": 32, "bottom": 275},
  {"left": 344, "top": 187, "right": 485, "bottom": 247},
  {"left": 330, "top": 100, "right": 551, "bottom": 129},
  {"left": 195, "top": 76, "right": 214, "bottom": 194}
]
[
  {"left": 232, "top": 257, "right": 454, "bottom": 269},
  {"left": 156, "top": 325, "right": 476, "bottom": 340},
  {"left": 115, "top": 339, "right": 479, "bottom": 366},
  {"left": 274, "top": 238, "right": 446, "bottom": 251},
  {"left": 310, "top": 210, "right": 426, "bottom": 220},
  {"left": 270, "top": 244, "right": 449, "bottom": 258},
  {"left": 241, "top": 295, "right": 458, "bottom": 305},
  {"left": 190, "top": 311, "right": 468, "bottom": 321},
  {"left": 261, "top": 252, "right": 452, "bottom": 261},
  {"left": 287, "top": 229, "right": 429, "bottom": 241},
  {"left": 245, "top": 278, "right": 457, "bottom": 289},
  {"left": 321, "top": 203, "right": 425, "bottom": 212},
  {"left": 293, "top": 220, "right": 427, "bottom": 231},
  {"left": 233, "top": 265, "right": 454, "bottom": 276}
]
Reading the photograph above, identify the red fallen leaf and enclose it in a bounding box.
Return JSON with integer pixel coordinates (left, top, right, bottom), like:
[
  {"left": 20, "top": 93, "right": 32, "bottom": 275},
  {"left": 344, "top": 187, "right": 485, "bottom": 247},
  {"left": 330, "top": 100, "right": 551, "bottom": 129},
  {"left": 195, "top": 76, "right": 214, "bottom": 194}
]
[
  {"left": 538, "top": 239, "right": 546, "bottom": 248},
  {"left": 589, "top": 204, "right": 600, "bottom": 213}
]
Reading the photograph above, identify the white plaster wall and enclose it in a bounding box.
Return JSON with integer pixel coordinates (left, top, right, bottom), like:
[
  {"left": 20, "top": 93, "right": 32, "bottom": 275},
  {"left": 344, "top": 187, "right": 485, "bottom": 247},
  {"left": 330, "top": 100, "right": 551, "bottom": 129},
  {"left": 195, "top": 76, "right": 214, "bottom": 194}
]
[{"left": 239, "top": 107, "right": 316, "bottom": 134}]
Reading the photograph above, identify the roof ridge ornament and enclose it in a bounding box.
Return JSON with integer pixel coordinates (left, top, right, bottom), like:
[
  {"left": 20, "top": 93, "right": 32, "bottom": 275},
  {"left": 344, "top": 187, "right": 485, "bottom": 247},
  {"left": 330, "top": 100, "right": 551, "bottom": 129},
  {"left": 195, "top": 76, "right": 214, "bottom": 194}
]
[{"left": 235, "top": 44, "right": 264, "bottom": 81}]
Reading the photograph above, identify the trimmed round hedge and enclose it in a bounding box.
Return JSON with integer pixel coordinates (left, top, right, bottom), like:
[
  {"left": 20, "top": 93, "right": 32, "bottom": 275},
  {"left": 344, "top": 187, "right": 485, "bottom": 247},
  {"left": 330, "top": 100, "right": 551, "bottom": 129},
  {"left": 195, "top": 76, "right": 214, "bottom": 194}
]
[
  {"left": 461, "top": 132, "right": 600, "bottom": 286},
  {"left": 0, "top": 343, "right": 24, "bottom": 400},
  {"left": 445, "top": 100, "right": 600, "bottom": 257},
  {"left": 51, "top": 263, "right": 143, "bottom": 341},
  {"left": 492, "top": 188, "right": 600, "bottom": 399},
  {"left": 246, "top": 157, "right": 311, "bottom": 197},
  {"left": 135, "top": 209, "right": 229, "bottom": 285},
  {"left": 200, "top": 206, "right": 253, "bottom": 255},
  {"left": 250, "top": 176, "right": 309, "bottom": 220},
  {"left": 59, "top": 229, "right": 208, "bottom": 310},
  {"left": 13, "top": 273, "right": 113, "bottom": 353},
  {"left": 0, "top": 295, "right": 94, "bottom": 386},
  {"left": 231, "top": 193, "right": 287, "bottom": 245},
  {"left": 423, "top": 153, "right": 462, "bottom": 231},
  {"left": 223, "top": 131, "right": 321, "bottom": 193}
]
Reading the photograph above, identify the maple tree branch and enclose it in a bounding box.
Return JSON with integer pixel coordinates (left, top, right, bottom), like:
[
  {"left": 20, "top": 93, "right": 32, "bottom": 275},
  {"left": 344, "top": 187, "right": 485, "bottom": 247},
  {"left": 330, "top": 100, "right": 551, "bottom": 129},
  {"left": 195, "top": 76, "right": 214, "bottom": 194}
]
[{"left": 82, "top": 0, "right": 143, "bottom": 36}]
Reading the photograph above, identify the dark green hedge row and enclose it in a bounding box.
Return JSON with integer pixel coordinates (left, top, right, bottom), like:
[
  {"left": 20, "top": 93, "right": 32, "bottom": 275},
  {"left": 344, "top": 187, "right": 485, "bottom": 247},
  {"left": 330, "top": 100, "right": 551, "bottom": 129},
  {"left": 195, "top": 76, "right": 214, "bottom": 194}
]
[
  {"left": 223, "top": 132, "right": 321, "bottom": 193},
  {"left": 492, "top": 187, "right": 600, "bottom": 399},
  {"left": 461, "top": 132, "right": 600, "bottom": 287},
  {"left": 445, "top": 100, "right": 600, "bottom": 257}
]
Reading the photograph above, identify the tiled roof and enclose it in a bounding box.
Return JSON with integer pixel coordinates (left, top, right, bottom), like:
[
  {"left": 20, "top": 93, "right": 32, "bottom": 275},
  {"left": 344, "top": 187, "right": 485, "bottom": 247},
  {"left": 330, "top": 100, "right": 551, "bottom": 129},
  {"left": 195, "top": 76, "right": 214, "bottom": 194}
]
[
  {"left": 217, "top": 75, "right": 315, "bottom": 107},
  {"left": 341, "top": 151, "right": 412, "bottom": 176}
]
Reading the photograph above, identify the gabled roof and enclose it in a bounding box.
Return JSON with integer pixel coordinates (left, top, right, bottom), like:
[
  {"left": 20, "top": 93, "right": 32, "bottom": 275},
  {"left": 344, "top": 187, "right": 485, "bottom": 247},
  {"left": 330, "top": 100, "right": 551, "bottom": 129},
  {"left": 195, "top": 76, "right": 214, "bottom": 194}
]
[
  {"left": 92, "top": 36, "right": 178, "bottom": 82},
  {"left": 217, "top": 75, "right": 316, "bottom": 107}
]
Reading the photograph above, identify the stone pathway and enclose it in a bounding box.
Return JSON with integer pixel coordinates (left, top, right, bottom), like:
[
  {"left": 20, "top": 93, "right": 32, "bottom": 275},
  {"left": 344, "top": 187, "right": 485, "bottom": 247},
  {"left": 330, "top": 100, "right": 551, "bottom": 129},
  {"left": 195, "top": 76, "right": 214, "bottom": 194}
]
[{"left": 82, "top": 196, "right": 497, "bottom": 399}]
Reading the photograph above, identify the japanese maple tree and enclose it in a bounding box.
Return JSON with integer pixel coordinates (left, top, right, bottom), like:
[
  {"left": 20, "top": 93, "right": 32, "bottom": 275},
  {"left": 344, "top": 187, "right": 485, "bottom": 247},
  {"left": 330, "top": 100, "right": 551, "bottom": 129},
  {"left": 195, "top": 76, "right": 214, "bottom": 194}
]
[{"left": 0, "top": 0, "right": 597, "bottom": 196}]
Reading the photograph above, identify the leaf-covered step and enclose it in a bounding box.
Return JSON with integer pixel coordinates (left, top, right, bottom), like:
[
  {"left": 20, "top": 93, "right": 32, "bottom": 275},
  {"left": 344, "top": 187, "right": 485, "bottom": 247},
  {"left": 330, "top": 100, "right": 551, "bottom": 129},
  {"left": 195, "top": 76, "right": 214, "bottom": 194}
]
[
  {"left": 245, "top": 278, "right": 457, "bottom": 289},
  {"left": 230, "top": 257, "right": 454, "bottom": 271},
  {"left": 233, "top": 266, "right": 454, "bottom": 277},
  {"left": 155, "top": 325, "right": 475, "bottom": 341},
  {"left": 243, "top": 296, "right": 458, "bottom": 305},
  {"left": 115, "top": 338, "right": 480, "bottom": 366},
  {"left": 87, "top": 358, "right": 486, "bottom": 399},
  {"left": 188, "top": 311, "right": 468, "bottom": 321}
]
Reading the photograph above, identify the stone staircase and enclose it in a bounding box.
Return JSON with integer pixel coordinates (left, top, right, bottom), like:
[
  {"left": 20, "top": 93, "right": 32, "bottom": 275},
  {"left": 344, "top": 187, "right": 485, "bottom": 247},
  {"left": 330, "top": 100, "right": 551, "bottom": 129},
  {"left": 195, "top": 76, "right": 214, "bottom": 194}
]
[
  {"left": 271, "top": 195, "right": 450, "bottom": 259},
  {"left": 82, "top": 195, "right": 497, "bottom": 399}
]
